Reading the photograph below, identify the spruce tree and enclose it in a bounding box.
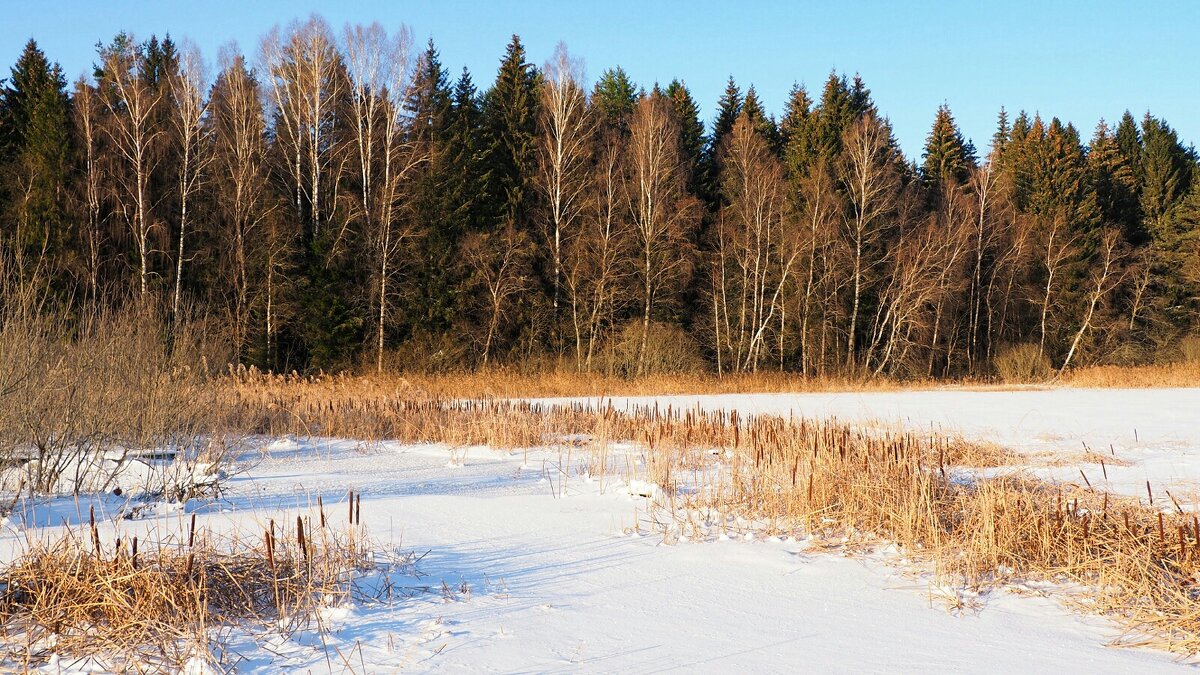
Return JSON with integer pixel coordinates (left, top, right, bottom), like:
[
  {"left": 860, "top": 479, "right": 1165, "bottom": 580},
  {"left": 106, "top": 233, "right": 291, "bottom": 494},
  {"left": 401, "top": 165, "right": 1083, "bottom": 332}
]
[
  {"left": 921, "top": 103, "right": 974, "bottom": 184},
  {"left": 0, "top": 39, "right": 71, "bottom": 263},
  {"left": 482, "top": 35, "right": 540, "bottom": 233},
  {"left": 591, "top": 67, "right": 637, "bottom": 132},
  {"left": 1087, "top": 119, "right": 1140, "bottom": 243},
  {"left": 779, "top": 83, "right": 815, "bottom": 179},
  {"left": 403, "top": 42, "right": 458, "bottom": 334},
  {"left": 1139, "top": 114, "right": 1192, "bottom": 240},
  {"left": 991, "top": 107, "right": 1010, "bottom": 159},
  {"left": 741, "top": 85, "right": 780, "bottom": 153},
  {"left": 665, "top": 79, "right": 706, "bottom": 197},
  {"left": 480, "top": 34, "right": 541, "bottom": 353}
]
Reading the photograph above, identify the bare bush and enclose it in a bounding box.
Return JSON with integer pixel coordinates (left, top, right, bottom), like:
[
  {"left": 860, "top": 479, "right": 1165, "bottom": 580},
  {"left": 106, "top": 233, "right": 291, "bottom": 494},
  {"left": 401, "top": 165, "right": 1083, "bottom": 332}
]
[{"left": 993, "top": 342, "right": 1052, "bottom": 382}]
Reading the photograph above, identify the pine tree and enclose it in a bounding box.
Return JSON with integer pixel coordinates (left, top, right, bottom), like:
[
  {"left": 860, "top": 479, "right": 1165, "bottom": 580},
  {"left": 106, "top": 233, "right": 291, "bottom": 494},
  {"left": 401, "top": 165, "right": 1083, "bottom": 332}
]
[
  {"left": 921, "top": 103, "right": 974, "bottom": 184},
  {"left": 0, "top": 39, "right": 72, "bottom": 262}
]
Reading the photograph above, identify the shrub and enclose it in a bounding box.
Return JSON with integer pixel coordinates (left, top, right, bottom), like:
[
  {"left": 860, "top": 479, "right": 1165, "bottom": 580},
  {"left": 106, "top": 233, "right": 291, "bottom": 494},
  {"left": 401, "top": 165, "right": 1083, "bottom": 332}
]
[
  {"left": 603, "top": 320, "right": 707, "bottom": 378},
  {"left": 993, "top": 343, "right": 1052, "bottom": 382},
  {"left": 1180, "top": 334, "right": 1200, "bottom": 363}
]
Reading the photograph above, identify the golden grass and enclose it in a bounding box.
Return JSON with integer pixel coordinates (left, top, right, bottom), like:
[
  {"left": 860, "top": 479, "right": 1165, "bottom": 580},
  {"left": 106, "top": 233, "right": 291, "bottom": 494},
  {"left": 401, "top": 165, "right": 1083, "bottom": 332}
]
[
  {"left": 0, "top": 498, "right": 383, "bottom": 670},
  {"left": 215, "top": 369, "right": 1200, "bottom": 654},
  {"left": 1063, "top": 361, "right": 1200, "bottom": 388}
]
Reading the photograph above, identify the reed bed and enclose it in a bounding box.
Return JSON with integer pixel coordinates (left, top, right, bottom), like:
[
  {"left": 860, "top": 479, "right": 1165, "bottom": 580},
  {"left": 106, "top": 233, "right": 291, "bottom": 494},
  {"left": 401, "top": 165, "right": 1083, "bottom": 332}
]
[
  {"left": 229, "top": 371, "right": 1200, "bottom": 654},
  {"left": 0, "top": 495, "right": 388, "bottom": 671}
]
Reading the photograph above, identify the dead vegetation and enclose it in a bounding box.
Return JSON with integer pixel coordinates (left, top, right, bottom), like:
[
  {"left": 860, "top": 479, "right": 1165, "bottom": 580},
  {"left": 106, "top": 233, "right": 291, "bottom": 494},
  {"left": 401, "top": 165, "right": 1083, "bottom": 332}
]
[{"left": 0, "top": 493, "right": 402, "bottom": 671}]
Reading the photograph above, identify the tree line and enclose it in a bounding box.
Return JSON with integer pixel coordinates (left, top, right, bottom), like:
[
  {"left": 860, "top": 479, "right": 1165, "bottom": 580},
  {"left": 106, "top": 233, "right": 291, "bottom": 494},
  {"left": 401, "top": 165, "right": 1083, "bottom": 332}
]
[{"left": 1, "top": 16, "right": 1198, "bottom": 377}]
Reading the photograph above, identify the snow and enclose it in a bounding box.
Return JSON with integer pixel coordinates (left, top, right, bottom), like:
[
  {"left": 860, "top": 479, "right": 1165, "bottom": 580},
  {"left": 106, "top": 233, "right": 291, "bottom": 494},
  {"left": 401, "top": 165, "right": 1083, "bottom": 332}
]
[
  {"left": 3, "top": 387, "right": 1199, "bottom": 672},
  {"left": 551, "top": 387, "right": 1200, "bottom": 501}
]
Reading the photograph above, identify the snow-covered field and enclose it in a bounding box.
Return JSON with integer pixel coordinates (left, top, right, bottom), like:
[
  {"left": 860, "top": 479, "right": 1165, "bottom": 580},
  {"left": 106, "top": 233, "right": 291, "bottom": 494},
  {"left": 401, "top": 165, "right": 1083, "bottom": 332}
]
[{"left": 3, "top": 387, "right": 1199, "bottom": 672}]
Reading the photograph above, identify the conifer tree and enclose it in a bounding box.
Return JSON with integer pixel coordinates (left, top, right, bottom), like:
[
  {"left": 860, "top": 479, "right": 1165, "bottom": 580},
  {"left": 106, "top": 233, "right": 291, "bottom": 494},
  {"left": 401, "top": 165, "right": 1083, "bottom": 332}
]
[
  {"left": 591, "top": 67, "right": 637, "bottom": 132},
  {"left": 482, "top": 35, "right": 540, "bottom": 233},
  {"left": 921, "top": 103, "right": 975, "bottom": 184},
  {"left": 1139, "top": 114, "right": 1192, "bottom": 241},
  {"left": 1087, "top": 119, "right": 1140, "bottom": 242},
  {"left": 741, "top": 85, "right": 780, "bottom": 152},
  {"left": 780, "top": 84, "right": 815, "bottom": 178},
  {"left": 0, "top": 39, "right": 71, "bottom": 263},
  {"left": 665, "top": 79, "right": 705, "bottom": 196}
]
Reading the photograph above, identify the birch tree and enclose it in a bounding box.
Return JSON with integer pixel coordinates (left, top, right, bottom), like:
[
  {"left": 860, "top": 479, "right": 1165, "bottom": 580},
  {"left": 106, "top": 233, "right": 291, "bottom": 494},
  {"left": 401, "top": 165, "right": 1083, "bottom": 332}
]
[
  {"left": 624, "top": 94, "right": 699, "bottom": 375},
  {"left": 167, "top": 41, "right": 211, "bottom": 318},
  {"left": 536, "top": 42, "right": 593, "bottom": 334},
  {"left": 100, "top": 37, "right": 163, "bottom": 298}
]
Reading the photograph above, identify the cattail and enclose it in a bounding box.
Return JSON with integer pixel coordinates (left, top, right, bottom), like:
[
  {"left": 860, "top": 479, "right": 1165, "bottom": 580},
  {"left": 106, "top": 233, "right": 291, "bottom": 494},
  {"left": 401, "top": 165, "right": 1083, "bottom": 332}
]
[
  {"left": 1100, "top": 459, "right": 1108, "bottom": 481},
  {"left": 318, "top": 495, "right": 326, "bottom": 528},
  {"left": 1079, "top": 470, "right": 1091, "bottom": 489},
  {"left": 297, "top": 515, "right": 307, "bottom": 561},
  {"left": 90, "top": 505, "right": 101, "bottom": 555},
  {"left": 1158, "top": 512, "right": 1165, "bottom": 542},
  {"left": 189, "top": 512, "right": 197, "bottom": 548},
  {"left": 355, "top": 493, "right": 362, "bottom": 525},
  {"left": 265, "top": 528, "right": 275, "bottom": 572},
  {"left": 1146, "top": 481, "right": 1153, "bottom": 506},
  {"left": 131, "top": 536, "right": 139, "bottom": 570}
]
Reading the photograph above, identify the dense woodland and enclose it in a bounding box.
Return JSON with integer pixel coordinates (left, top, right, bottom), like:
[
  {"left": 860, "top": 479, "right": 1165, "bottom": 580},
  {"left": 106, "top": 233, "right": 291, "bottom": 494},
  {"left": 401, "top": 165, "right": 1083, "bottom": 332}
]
[{"left": 1, "top": 16, "right": 1198, "bottom": 377}]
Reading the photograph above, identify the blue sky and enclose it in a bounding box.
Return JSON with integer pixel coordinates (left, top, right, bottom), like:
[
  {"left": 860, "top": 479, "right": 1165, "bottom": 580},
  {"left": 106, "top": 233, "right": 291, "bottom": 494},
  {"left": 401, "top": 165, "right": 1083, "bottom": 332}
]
[{"left": 3, "top": 1, "right": 1196, "bottom": 157}]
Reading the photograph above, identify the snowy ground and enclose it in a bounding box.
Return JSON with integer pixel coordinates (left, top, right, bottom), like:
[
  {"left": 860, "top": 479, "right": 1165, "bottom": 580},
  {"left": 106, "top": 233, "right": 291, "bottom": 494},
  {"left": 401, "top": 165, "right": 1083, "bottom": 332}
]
[{"left": 3, "top": 387, "right": 1199, "bottom": 672}]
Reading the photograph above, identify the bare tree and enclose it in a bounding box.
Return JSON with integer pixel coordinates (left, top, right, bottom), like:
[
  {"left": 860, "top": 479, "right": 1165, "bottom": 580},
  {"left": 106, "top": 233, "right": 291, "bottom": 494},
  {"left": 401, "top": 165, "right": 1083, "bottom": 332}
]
[
  {"left": 261, "top": 16, "right": 350, "bottom": 249},
  {"left": 460, "top": 226, "right": 532, "bottom": 365},
  {"left": 72, "top": 77, "right": 105, "bottom": 302},
  {"left": 537, "top": 43, "right": 594, "bottom": 336},
  {"left": 210, "top": 47, "right": 272, "bottom": 359},
  {"left": 564, "top": 131, "right": 632, "bottom": 370},
  {"left": 1058, "top": 227, "right": 1125, "bottom": 374},
  {"left": 100, "top": 38, "right": 163, "bottom": 298},
  {"left": 838, "top": 112, "right": 899, "bottom": 371},
  {"left": 343, "top": 22, "right": 423, "bottom": 373},
  {"left": 167, "top": 41, "right": 212, "bottom": 318},
  {"left": 624, "top": 94, "right": 700, "bottom": 375},
  {"left": 1034, "top": 214, "right": 1077, "bottom": 361},
  {"left": 710, "top": 114, "right": 800, "bottom": 372}
]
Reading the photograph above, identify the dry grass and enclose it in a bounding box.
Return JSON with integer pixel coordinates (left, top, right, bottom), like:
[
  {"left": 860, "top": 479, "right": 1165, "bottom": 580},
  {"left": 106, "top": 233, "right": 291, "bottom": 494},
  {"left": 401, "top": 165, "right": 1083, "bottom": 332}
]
[
  {"left": 654, "top": 418, "right": 1200, "bottom": 654},
  {"left": 1064, "top": 361, "right": 1200, "bottom": 388},
  {"left": 0, "top": 497, "right": 389, "bottom": 671}
]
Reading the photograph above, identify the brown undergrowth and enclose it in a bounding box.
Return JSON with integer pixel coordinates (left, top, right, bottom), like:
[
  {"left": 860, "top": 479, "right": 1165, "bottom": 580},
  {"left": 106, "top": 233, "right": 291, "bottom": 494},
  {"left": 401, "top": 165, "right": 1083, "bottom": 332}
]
[{"left": 0, "top": 493, "right": 401, "bottom": 671}]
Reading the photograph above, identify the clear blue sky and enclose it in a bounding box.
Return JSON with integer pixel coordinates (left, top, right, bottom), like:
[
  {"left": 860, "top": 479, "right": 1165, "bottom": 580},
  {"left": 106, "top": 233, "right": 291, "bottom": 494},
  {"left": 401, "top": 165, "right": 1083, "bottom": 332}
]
[{"left": 3, "top": 1, "right": 1196, "bottom": 157}]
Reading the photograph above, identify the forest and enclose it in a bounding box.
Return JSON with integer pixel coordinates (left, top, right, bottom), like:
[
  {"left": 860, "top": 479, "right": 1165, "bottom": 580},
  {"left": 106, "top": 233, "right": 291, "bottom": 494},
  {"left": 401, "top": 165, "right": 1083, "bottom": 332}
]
[{"left": 1, "top": 15, "right": 1197, "bottom": 379}]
